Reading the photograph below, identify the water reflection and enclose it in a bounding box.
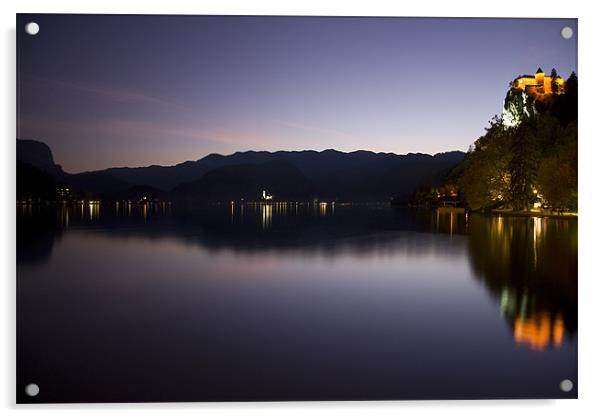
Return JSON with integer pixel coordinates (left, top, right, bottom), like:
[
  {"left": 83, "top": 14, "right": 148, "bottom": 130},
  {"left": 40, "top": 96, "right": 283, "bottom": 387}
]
[
  {"left": 514, "top": 312, "right": 565, "bottom": 351},
  {"left": 261, "top": 203, "right": 272, "bottom": 230},
  {"left": 89, "top": 201, "right": 100, "bottom": 220},
  {"left": 16, "top": 203, "right": 577, "bottom": 402},
  {"left": 17, "top": 205, "right": 576, "bottom": 348},
  {"left": 466, "top": 214, "right": 577, "bottom": 347},
  {"left": 58, "top": 203, "right": 69, "bottom": 227},
  {"left": 435, "top": 207, "right": 466, "bottom": 235}
]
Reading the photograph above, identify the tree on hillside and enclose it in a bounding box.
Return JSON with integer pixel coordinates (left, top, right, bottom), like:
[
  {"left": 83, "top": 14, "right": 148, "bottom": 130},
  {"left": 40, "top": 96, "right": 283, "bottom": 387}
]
[
  {"left": 551, "top": 68, "right": 559, "bottom": 94},
  {"left": 566, "top": 72, "right": 578, "bottom": 94},
  {"left": 458, "top": 117, "right": 512, "bottom": 210},
  {"left": 548, "top": 72, "right": 578, "bottom": 126},
  {"left": 536, "top": 123, "right": 577, "bottom": 211},
  {"left": 509, "top": 121, "right": 539, "bottom": 210}
]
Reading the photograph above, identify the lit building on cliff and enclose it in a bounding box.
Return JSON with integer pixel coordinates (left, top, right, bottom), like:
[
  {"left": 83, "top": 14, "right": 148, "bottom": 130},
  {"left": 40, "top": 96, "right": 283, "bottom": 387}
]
[
  {"left": 511, "top": 67, "right": 565, "bottom": 97},
  {"left": 502, "top": 68, "right": 565, "bottom": 127}
]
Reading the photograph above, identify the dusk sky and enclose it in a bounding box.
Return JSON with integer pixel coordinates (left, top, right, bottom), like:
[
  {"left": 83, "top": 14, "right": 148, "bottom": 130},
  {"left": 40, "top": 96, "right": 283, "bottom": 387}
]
[{"left": 17, "top": 15, "right": 577, "bottom": 173}]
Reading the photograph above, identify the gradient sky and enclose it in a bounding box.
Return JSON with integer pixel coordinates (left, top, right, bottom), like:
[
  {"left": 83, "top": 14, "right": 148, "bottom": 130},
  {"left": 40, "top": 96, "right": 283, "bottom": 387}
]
[{"left": 17, "top": 15, "right": 577, "bottom": 173}]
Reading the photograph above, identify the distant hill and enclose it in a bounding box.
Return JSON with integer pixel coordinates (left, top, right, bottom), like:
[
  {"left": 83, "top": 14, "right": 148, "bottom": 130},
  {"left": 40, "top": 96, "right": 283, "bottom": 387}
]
[
  {"left": 17, "top": 160, "right": 62, "bottom": 201},
  {"left": 100, "top": 160, "right": 214, "bottom": 192},
  {"left": 17, "top": 140, "right": 62, "bottom": 176},
  {"left": 17, "top": 139, "right": 131, "bottom": 195},
  {"left": 173, "top": 160, "right": 313, "bottom": 201},
  {"left": 99, "top": 149, "right": 464, "bottom": 193},
  {"left": 17, "top": 139, "right": 465, "bottom": 201}
]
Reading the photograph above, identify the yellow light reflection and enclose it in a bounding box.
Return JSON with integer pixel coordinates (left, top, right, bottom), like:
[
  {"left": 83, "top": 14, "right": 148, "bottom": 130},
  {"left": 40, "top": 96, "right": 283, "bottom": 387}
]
[
  {"left": 496, "top": 215, "right": 503, "bottom": 236},
  {"left": 533, "top": 217, "right": 542, "bottom": 267},
  {"left": 88, "top": 201, "right": 99, "bottom": 220},
  {"left": 319, "top": 201, "right": 327, "bottom": 217},
  {"left": 261, "top": 203, "right": 272, "bottom": 230},
  {"left": 513, "top": 312, "right": 564, "bottom": 351}
]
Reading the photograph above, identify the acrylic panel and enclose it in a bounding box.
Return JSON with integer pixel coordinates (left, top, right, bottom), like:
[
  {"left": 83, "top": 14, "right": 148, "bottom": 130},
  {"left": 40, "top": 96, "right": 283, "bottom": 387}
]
[{"left": 16, "top": 14, "right": 578, "bottom": 403}]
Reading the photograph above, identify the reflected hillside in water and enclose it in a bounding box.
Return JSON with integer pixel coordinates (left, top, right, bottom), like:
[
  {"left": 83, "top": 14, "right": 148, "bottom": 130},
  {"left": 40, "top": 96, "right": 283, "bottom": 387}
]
[
  {"left": 467, "top": 214, "right": 577, "bottom": 347},
  {"left": 17, "top": 204, "right": 66, "bottom": 265},
  {"left": 18, "top": 202, "right": 576, "bottom": 351},
  {"left": 18, "top": 202, "right": 469, "bottom": 263}
]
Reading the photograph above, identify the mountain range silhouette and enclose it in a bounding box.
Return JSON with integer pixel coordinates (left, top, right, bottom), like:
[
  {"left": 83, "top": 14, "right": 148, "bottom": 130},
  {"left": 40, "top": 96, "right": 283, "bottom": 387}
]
[{"left": 17, "top": 139, "right": 465, "bottom": 202}]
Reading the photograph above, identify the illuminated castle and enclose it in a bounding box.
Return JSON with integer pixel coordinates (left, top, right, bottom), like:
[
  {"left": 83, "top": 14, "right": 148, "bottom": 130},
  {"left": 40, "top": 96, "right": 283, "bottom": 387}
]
[
  {"left": 511, "top": 68, "right": 564, "bottom": 97},
  {"left": 502, "top": 68, "right": 565, "bottom": 127}
]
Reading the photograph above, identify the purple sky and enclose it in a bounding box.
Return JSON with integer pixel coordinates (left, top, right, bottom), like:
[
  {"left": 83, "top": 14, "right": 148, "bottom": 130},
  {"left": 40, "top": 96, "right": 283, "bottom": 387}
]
[{"left": 17, "top": 15, "right": 577, "bottom": 173}]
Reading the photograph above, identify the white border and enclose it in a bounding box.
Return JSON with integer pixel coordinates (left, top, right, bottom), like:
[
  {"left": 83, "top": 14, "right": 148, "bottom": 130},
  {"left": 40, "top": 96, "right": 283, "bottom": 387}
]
[{"left": 2, "top": 1, "right": 601, "bottom": 417}]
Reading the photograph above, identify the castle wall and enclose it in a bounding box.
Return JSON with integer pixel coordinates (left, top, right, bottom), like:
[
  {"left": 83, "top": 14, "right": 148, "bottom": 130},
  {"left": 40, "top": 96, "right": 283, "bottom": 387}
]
[
  {"left": 514, "top": 74, "right": 564, "bottom": 95},
  {"left": 543, "top": 78, "right": 552, "bottom": 94},
  {"left": 514, "top": 77, "right": 537, "bottom": 89}
]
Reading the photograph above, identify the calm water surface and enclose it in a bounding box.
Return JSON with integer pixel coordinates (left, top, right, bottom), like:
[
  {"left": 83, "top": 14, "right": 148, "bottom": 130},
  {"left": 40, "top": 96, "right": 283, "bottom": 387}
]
[{"left": 17, "top": 202, "right": 577, "bottom": 402}]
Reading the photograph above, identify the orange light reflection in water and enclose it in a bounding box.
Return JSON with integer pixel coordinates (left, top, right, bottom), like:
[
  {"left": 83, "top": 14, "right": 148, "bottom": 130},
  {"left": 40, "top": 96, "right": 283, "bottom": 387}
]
[{"left": 513, "top": 312, "right": 564, "bottom": 351}]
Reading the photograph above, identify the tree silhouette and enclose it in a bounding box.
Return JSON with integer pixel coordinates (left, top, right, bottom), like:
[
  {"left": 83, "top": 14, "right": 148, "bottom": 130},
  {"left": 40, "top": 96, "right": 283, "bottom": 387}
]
[
  {"left": 509, "top": 121, "right": 539, "bottom": 210},
  {"left": 551, "top": 68, "right": 559, "bottom": 94}
]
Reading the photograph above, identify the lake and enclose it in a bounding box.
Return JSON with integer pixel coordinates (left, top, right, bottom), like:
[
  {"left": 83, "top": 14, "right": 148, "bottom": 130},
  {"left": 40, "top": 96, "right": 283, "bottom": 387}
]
[{"left": 16, "top": 202, "right": 577, "bottom": 402}]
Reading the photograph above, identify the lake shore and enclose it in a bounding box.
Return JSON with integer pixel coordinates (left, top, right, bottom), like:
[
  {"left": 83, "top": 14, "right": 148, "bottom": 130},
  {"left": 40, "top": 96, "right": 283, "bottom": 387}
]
[{"left": 487, "top": 208, "right": 577, "bottom": 219}]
